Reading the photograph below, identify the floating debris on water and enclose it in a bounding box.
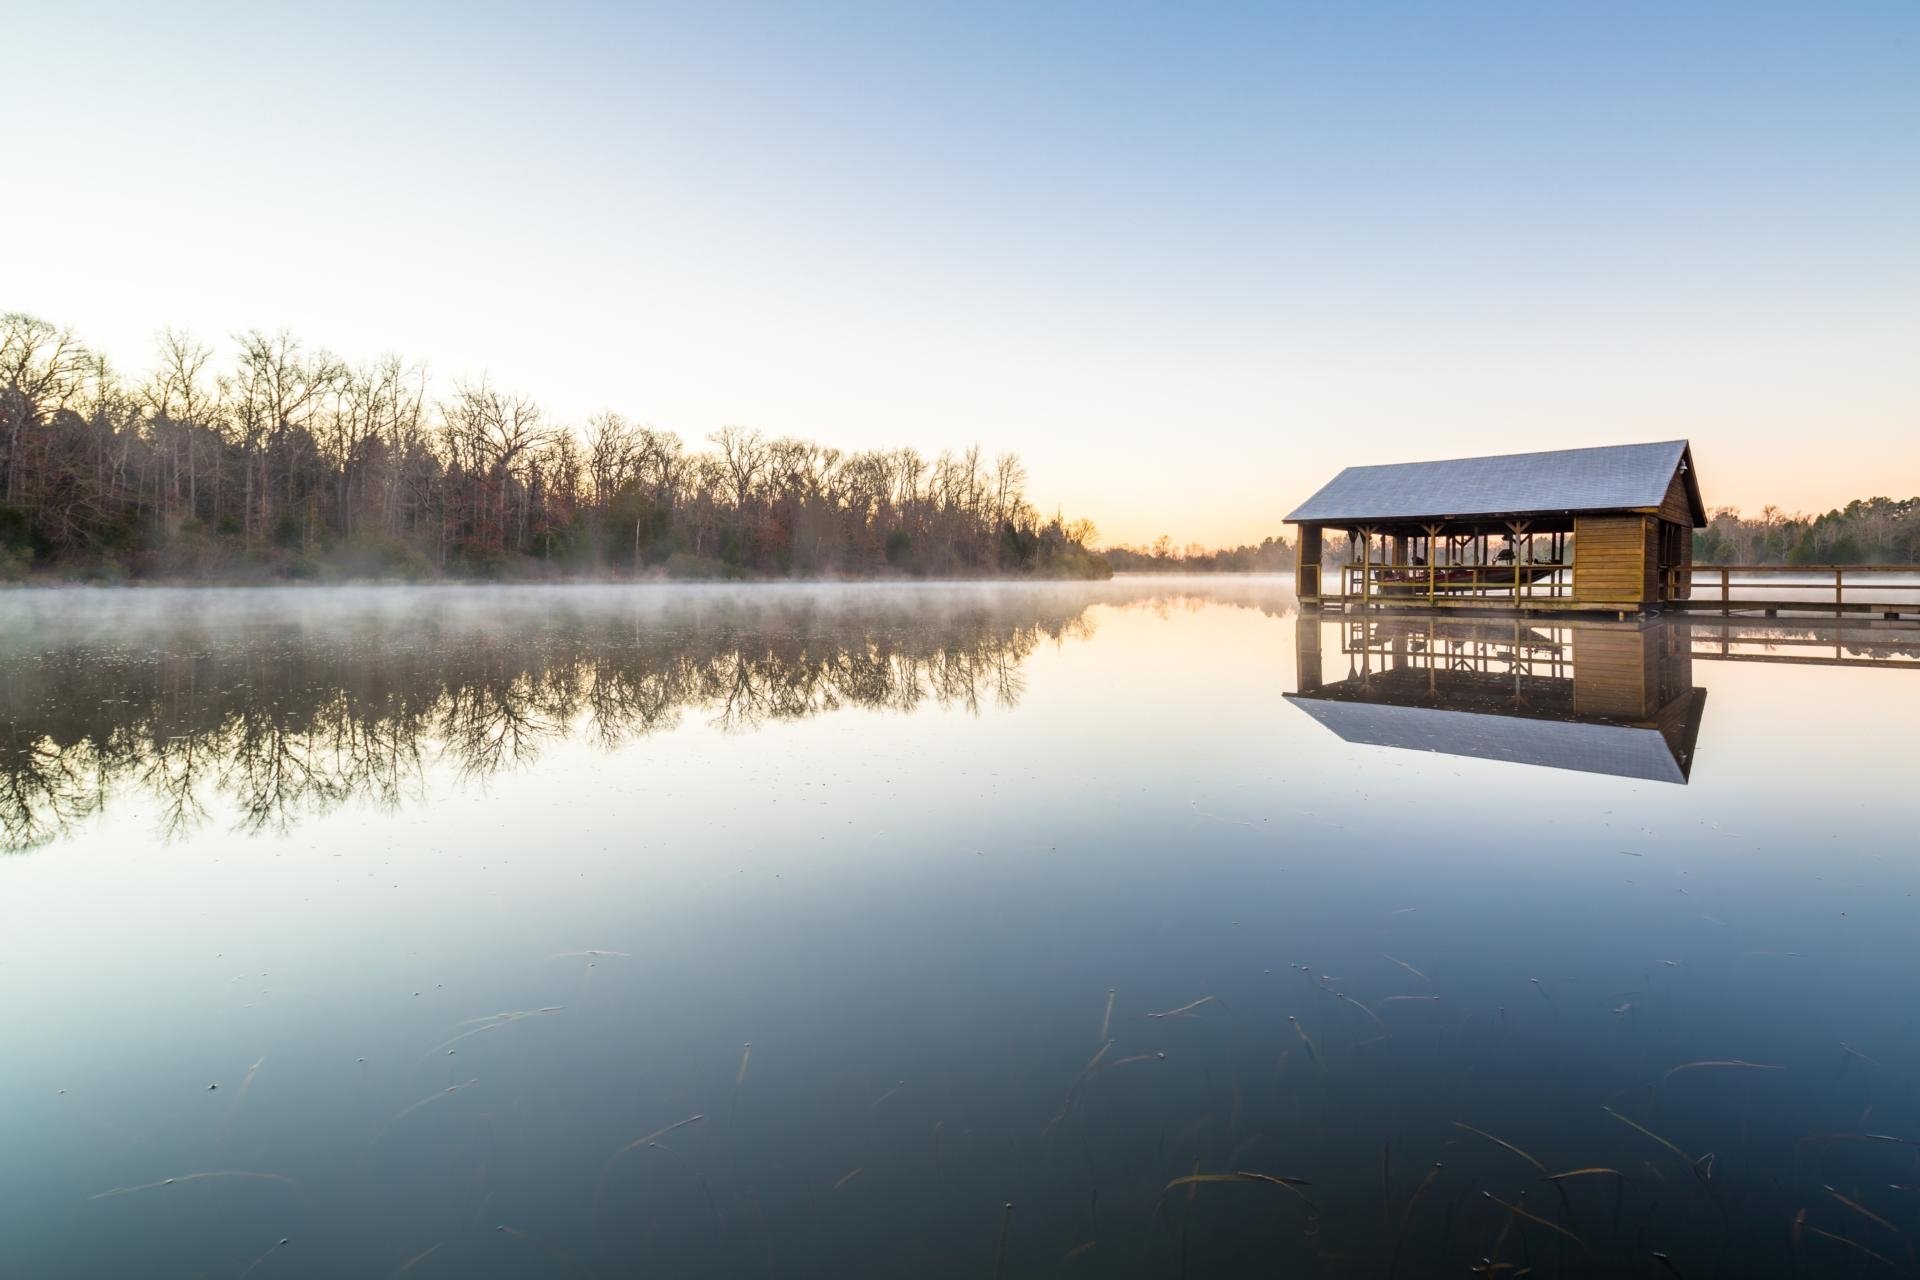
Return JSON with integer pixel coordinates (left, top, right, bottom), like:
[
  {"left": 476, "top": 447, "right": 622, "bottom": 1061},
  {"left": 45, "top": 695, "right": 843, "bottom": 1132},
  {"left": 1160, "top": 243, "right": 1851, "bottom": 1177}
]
[
  {"left": 1452, "top": 1121, "right": 1545, "bottom": 1173},
  {"left": 1381, "top": 954, "right": 1432, "bottom": 986},
  {"left": 1662, "top": 1059, "right": 1785, "bottom": 1082},
  {"left": 1146, "top": 996, "right": 1214, "bottom": 1019},
  {"left": 90, "top": 1170, "right": 301, "bottom": 1201}
]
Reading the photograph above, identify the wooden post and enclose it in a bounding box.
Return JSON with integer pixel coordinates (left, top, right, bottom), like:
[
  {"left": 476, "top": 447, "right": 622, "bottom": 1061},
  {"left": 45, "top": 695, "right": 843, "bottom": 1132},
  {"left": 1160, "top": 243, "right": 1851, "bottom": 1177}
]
[
  {"left": 1360, "top": 528, "right": 1373, "bottom": 608},
  {"left": 1295, "top": 614, "right": 1323, "bottom": 693},
  {"left": 1510, "top": 619, "right": 1523, "bottom": 699},
  {"left": 1296, "top": 526, "right": 1323, "bottom": 603},
  {"left": 1835, "top": 567, "right": 1844, "bottom": 609},
  {"left": 1506, "top": 520, "right": 1530, "bottom": 603},
  {"left": 1423, "top": 522, "right": 1441, "bottom": 605},
  {"left": 1720, "top": 567, "right": 1729, "bottom": 616},
  {"left": 1426, "top": 617, "right": 1436, "bottom": 696}
]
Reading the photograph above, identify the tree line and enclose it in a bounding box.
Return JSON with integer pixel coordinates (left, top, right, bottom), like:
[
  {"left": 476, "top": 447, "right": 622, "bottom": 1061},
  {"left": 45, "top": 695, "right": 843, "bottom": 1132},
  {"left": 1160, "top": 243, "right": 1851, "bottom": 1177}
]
[
  {"left": 0, "top": 311, "right": 1109, "bottom": 581},
  {"left": 1691, "top": 499, "right": 1920, "bottom": 565},
  {"left": 1117, "top": 500, "right": 1920, "bottom": 575},
  {"left": 1102, "top": 534, "right": 1294, "bottom": 574}
]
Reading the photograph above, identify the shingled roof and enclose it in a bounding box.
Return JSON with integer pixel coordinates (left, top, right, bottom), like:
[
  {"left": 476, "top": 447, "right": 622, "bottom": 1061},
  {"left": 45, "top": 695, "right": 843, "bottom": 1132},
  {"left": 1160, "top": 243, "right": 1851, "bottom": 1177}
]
[{"left": 1285, "top": 440, "right": 1698, "bottom": 525}]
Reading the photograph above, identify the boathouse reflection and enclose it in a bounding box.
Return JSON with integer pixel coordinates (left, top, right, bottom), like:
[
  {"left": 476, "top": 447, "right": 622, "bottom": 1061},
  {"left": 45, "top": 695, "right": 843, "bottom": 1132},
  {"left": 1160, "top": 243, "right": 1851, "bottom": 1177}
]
[{"left": 1287, "top": 616, "right": 1708, "bottom": 783}]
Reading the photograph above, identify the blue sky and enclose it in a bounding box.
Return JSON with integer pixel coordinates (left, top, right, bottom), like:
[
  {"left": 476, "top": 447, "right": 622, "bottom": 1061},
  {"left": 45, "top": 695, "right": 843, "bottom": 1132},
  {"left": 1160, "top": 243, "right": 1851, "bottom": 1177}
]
[{"left": 7, "top": 2, "right": 1916, "bottom": 544}]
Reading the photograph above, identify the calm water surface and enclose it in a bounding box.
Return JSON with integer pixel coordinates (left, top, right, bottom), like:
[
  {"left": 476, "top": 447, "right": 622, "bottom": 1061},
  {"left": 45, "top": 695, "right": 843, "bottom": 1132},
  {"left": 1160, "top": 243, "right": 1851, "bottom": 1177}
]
[{"left": 4, "top": 580, "right": 1919, "bottom": 1277}]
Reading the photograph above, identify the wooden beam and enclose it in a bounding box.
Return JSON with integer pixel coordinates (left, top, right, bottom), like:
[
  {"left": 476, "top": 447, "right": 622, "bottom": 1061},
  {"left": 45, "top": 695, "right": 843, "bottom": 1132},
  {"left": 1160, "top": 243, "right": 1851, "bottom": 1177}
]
[{"left": 1422, "top": 522, "right": 1443, "bottom": 605}]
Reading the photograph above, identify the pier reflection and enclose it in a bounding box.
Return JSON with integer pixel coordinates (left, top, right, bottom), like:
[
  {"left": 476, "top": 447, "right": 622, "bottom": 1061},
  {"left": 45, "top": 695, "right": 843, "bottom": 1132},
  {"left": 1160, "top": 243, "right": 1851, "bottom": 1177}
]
[{"left": 1289, "top": 613, "right": 1920, "bottom": 782}]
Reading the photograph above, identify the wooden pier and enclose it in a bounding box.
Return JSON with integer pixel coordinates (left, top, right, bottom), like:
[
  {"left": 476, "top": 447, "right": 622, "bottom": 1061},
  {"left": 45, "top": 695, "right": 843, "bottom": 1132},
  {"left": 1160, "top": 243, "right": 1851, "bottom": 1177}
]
[
  {"left": 1664, "top": 564, "right": 1920, "bottom": 620},
  {"left": 1681, "top": 618, "right": 1920, "bottom": 669},
  {"left": 1317, "top": 563, "right": 1920, "bottom": 621}
]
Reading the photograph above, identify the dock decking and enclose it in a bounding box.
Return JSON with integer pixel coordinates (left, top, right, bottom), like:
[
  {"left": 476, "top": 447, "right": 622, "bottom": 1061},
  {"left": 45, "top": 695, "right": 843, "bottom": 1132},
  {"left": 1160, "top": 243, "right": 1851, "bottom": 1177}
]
[{"left": 1315, "top": 563, "right": 1920, "bottom": 621}]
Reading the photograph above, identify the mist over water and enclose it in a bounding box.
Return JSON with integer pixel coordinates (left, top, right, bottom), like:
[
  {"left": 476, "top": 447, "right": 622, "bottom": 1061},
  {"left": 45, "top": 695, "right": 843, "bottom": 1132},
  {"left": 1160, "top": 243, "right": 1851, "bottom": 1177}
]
[{"left": 4, "top": 580, "right": 1919, "bottom": 1277}]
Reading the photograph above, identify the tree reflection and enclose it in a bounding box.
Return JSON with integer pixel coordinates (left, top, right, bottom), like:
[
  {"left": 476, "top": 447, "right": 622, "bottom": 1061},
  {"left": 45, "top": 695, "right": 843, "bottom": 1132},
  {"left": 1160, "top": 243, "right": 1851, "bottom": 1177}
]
[{"left": 0, "top": 589, "right": 1131, "bottom": 851}]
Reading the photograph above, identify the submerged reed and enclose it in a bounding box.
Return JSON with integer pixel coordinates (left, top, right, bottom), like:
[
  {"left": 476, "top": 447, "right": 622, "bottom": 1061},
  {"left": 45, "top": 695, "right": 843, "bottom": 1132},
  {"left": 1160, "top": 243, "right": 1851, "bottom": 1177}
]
[{"left": 90, "top": 1170, "right": 302, "bottom": 1201}]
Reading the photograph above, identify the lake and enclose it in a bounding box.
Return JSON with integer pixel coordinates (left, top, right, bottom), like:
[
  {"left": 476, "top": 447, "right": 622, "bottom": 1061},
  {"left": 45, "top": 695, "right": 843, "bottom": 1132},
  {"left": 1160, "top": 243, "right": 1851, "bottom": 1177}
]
[{"left": 4, "top": 580, "right": 1918, "bottom": 1277}]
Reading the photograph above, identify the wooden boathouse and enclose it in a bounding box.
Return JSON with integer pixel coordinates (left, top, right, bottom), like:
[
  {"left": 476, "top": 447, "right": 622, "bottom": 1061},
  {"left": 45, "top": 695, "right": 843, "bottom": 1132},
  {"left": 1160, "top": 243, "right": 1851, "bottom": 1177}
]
[{"left": 1286, "top": 440, "right": 1706, "bottom": 615}]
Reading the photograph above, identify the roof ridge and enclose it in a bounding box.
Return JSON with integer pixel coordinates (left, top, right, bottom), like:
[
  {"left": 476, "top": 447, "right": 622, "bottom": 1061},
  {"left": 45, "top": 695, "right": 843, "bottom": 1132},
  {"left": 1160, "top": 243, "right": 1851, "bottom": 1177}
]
[
  {"left": 1335, "top": 439, "right": 1687, "bottom": 472},
  {"left": 1285, "top": 439, "right": 1695, "bottom": 524}
]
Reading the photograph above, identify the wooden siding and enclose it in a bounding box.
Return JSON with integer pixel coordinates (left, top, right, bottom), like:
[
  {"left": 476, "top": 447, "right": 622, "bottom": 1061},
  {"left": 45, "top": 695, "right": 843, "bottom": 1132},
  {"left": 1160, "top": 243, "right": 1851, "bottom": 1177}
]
[
  {"left": 1654, "top": 687, "right": 1706, "bottom": 780},
  {"left": 1571, "top": 626, "right": 1661, "bottom": 719},
  {"left": 1643, "top": 516, "right": 1662, "bottom": 601},
  {"left": 1658, "top": 470, "right": 1695, "bottom": 526},
  {"left": 1295, "top": 526, "right": 1323, "bottom": 599},
  {"left": 1293, "top": 615, "right": 1324, "bottom": 692},
  {"left": 1662, "top": 519, "right": 1693, "bottom": 600},
  {"left": 1573, "top": 514, "right": 1653, "bottom": 605}
]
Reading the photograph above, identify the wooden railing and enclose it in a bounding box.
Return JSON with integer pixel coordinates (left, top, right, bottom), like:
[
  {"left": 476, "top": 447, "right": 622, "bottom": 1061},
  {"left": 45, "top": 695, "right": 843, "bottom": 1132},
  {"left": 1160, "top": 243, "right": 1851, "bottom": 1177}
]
[
  {"left": 1338, "top": 617, "right": 1573, "bottom": 678},
  {"left": 1339, "top": 561, "right": 1571, "bottom": 605},
  {"left": 1326, "top": 560, "right": 1920, "bottom": 614},
  {"left": 1684, "top": 619, "right": 1920, "bottom": 668},
  {"left": 1682, "top": 564, "right": 1920, "bottom": 613}
]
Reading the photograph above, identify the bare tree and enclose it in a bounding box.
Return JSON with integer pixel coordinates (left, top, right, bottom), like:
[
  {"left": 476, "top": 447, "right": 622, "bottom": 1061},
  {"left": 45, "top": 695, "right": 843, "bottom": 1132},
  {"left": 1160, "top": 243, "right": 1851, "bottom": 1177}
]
[
  {"left": 1, "top": 313, "right": 88, "bottom": 503},
  {"left": 142, "top": 328, "right": 220, "bottom": 520},
  {"left": 713, "top": 425, "right": 768, "bottom": 506},
  {"left": 0, "top": 309, "right": 1115, "bottom": 580},
  {"left": 585, "top": 411, "right": 640, "bottom": 508},
  {"left": 440, "top": 380, "right": 553, "bottom": 553}
]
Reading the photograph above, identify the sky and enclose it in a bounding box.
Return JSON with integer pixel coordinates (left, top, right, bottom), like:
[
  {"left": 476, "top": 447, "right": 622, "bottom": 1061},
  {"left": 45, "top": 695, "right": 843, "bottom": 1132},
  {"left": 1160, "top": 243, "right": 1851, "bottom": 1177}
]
[{"left": 6, "top": 1, "right": 1917, "bottom": 547}]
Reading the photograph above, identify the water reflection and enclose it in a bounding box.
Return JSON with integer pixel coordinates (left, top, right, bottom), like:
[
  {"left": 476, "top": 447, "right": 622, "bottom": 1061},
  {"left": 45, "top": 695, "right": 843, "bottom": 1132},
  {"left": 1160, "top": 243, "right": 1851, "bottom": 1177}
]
[
  {"left": 8, "top": 583, "right": 1920, "bottom": 1279},
  {"left": 1287, "top": 614, "right": 1920, "bottom": 785},
  {"left": 1290, "top": 617, "right": 1708, "bottom": 783},
  {"left": 10, "top": 592, "right": 1917, "bottom": 848},
  {"left": 0, "top": 588, "right": 1115, "bottom": 851}
]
